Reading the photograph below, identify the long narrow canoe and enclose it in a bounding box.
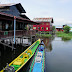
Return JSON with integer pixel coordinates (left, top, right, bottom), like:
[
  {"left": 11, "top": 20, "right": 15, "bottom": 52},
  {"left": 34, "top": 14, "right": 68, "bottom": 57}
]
[
  {"left": 1, "top": 39, "right": 41, "bottom": 72},
  {"left": 29, "top": 41, "right": 45, "bottom": 72}
]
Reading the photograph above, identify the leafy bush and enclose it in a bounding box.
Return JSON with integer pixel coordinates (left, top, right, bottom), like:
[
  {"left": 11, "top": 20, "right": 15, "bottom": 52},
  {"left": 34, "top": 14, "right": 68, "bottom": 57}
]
[
  {"left": 36, "top": 34, "right": 52, "bottom": 38},
  {"left": 56, "top": 32, "right": 72, "bottom": 41},
  {"left": 62, "top": 36, "right": 71, "bottom": 41},
  {"left": 52, "top": 26, "right": 55, "bottom": 31},
  {"left": 63, "top": 26, "right": 70, "bottom": 33}
]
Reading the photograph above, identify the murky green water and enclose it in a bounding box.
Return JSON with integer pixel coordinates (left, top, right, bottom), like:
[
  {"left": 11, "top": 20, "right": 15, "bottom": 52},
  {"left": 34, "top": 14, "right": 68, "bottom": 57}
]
[{"left": 44, "top": 37, "right": 72, "bottom": 72}]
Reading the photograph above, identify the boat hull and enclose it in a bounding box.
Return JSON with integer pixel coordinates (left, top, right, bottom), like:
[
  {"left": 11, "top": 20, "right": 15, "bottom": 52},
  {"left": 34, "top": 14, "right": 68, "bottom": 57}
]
[
  {"left": 29, "top": 41, "right": 45, "bottom": 72},
  {"left": 1, "top": 39, "right": 41, "bottom": 72}
]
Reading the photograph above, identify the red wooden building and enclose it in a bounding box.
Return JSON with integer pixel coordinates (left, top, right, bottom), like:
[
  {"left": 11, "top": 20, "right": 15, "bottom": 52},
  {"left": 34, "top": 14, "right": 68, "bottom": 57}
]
[{"left": 33, "top": 18, "right": 54, "bottom": 32}]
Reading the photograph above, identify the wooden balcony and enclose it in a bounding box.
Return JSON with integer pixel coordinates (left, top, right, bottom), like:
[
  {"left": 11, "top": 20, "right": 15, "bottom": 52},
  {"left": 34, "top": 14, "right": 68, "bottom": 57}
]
[{"left": 0, "top": 30, "right": 36, "bottom": 39}]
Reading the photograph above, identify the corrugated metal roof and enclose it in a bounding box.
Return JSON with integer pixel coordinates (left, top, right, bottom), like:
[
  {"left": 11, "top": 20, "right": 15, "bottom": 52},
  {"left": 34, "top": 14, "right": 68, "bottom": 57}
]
[
  {"left": 56, "top": 26, "right": 63, "bottom": 28},
  {"left": 0, "top": 3, "right": 26, "bottom": 13},
  {"left": 33, "top": 18, "right": 53, "bottom": 23},
  {"left": 0, "top": 3, "right": 16, "bottom": 7},
  {"left": 0, "top": 12, "right": 39, "bottom": 24}
]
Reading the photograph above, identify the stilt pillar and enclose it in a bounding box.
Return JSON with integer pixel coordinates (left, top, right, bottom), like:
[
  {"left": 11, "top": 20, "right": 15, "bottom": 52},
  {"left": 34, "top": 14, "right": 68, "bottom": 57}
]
[{"left": 14, "top": 16, "right": 16, "bottom": 44}]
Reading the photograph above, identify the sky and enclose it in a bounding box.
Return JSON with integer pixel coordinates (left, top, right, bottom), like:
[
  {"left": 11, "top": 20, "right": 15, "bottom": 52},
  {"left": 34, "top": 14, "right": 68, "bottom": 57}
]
[{"left": 0, "top": 0, "right": 72, "bottom": 27}]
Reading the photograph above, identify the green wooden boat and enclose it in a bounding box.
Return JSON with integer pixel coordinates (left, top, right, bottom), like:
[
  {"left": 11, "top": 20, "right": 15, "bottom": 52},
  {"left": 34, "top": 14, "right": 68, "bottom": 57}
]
[
  {"left": 29, "top": 41, "right": 45, "bottom": 72},
  {"left": 1, "top": 39, "right": 40, "bottom": 72}
]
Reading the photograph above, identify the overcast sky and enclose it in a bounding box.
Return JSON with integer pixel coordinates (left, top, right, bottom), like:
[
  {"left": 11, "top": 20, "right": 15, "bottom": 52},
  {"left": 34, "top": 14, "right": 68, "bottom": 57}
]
[{"left": 0, "top": 0, "right": 72, "bottom": 26}]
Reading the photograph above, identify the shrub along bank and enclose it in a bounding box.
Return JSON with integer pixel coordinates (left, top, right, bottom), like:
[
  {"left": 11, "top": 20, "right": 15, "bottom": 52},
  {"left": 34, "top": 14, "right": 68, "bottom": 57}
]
[
  {"left": 56, "top": 32, "right": 72, "bottom": 40},
  {"left": 36, "top": 34, "right": 52, "bottom": 38}
]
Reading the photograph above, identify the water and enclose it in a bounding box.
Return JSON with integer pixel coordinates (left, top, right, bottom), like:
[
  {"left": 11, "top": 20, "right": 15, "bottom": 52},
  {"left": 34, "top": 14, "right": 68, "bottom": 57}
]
[
  {"left": 0, "top": 39, "right": 34, "bottom": 71},
  {"left": 44, "top": 37, "right": 72, "bottom": 72},
  {"left": 0, "top": 37, "right": 72, "bottom": 72},
  {"left": 0, "top": 44, "right": 28, "bottom": 70}
]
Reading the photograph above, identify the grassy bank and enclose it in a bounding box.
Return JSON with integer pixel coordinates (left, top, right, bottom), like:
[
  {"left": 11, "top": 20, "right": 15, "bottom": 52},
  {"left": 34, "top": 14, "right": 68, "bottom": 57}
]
[
  {"left": 56, "top": 32, "right": 72, "bottom": 40},
  {"left": 36, "top": 34, "right": 52, "bottom": 38}
]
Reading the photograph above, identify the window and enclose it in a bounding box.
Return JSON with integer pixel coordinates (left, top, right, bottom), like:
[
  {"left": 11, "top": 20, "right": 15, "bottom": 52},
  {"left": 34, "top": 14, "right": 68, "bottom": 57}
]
[
  {"left": 33, "top": 27, "right": 36, "bottom": 29},
  {"left": 18, "top": 23, "right": 23, "bottom": 30},
  {"left": 46, "top": 27, "right": 48, "bottom": 30},
  {"left": 5, "top": 23, "right": 8, "bottom": 29},
  {"left": 10, "top": 24, "right": 13, "bottom": 30},
  {"left": 46, "top": 23, "right": 49, "bottom": 25},
  {"left": 38, "top": 27, "right": 40, "bottom": 29},
  {"left": 41, "top": 27, "right": 44, "bottom": 29}
]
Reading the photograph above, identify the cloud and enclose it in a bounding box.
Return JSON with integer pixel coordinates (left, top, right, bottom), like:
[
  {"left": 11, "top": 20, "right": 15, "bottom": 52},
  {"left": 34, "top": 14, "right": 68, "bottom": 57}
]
[
  {"left": 54, "top": 18, "right": 66, "bottom": 22},
  {"left": 53, "top": 18, "right": 67, "bottom": 26},
  {"left": 0, "top": 0, "right": 19, "bottom": 4},
  {"left": 53, "top": 17, "right": 72, "bottom": 26},
  {"left": 66, "top": 21, "right": 72, "bottom": 23},
  {"left": 59, "top": 0, "right": 71, "bottom": 3}
]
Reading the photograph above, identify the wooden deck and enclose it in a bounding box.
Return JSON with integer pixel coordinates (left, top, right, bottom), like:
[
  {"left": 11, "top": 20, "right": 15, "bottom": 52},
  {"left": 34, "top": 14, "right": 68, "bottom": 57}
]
[{"left": 0, "top": 30, "right": 36, "bottom": 40}]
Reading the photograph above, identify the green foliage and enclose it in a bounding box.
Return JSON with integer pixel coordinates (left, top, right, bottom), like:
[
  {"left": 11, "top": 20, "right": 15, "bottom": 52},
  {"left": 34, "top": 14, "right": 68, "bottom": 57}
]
[
  {"left": 52, "top": 26, "right": 55, "bottom": 31},
  {"left": 62, "top": 36, "right": 71, "bottom": 41},
  {"left": 36, "top": 34, "right": 52, "bottom": 38},
  {"left": 26, "top": 26, "right": 28, "bottom": 30},
  {"left": 56, "top": 32, "right": 72, "bottom": 40},
  {"left": 41, "top": 31, "right": 49, "bottom": 34},
  {"left": 63, "top": 26, "right": 70, "bottom": 33}
]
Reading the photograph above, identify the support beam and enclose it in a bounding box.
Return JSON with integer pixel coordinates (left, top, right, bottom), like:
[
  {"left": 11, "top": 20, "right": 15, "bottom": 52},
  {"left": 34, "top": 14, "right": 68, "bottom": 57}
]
[{"left": 14, "top": 16, "right": 16, "bottom": 44}]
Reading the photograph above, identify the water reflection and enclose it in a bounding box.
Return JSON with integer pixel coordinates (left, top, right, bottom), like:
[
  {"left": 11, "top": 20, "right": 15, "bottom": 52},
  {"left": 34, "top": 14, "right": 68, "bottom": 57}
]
[
  {"left": 43, "top": 38, "right": 53, "bottom": 52},
  {"left": 45, "top": 37, "right": 72, "bottom": 72}
]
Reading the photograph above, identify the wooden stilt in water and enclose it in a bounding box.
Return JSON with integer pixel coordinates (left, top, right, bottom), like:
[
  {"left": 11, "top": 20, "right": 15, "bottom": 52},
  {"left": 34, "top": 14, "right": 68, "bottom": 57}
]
[
  {"left": 31, "top": 36, "right": 32, "bottom": 44},
  {"left": 20, "top": 37, "right": 21, "bottom": 45},
  {"left": 22, "top": 37, "right": 23, "bottom": 45}
]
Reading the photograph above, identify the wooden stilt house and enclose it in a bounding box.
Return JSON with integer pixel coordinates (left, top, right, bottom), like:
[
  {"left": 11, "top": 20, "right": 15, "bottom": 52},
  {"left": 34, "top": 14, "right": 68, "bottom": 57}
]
[{"left": 0, "top": 3, "right": 39, "bottom": 40}]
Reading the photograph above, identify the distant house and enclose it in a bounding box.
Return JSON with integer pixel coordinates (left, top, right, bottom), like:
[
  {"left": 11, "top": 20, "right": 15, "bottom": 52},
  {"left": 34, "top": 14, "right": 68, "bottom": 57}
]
[
  {"left": 56, "top": 26, "right": 63, "bottom": 31},
  {"left": 33, "top": 18, "right": 54, "bottom": 32}
]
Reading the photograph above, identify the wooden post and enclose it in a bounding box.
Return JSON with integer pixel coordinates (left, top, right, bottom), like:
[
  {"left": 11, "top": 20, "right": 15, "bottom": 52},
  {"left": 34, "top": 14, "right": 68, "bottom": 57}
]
[
  {"left": 20, "top": 37, "right": 21, "bottom": 45},
  {"left": 14, "top": 16, "right": 16, "bottom": 44},
  {"left": 22, "top": 37, "right": 23, "bottom": 45},
  {"left": 31, "top": 36, "right": 32, "bottom": 44}
]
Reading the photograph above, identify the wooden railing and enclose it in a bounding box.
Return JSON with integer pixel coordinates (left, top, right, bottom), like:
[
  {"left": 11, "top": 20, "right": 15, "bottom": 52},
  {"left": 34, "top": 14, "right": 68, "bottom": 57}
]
[{"left": 0, "top": 30, "right": 36, "bottom": 39}]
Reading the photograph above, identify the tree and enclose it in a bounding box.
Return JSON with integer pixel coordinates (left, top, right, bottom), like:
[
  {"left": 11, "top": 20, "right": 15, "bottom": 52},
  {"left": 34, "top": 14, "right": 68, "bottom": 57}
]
[
  {"left": 52, "top": 26, "right": 56, "bottom": 34},
  {"left": 52, "top": 26, "right": 55, "bottom": 31},
  {"left": 63, "top": 25, "right": 70, "bottom": 33}
]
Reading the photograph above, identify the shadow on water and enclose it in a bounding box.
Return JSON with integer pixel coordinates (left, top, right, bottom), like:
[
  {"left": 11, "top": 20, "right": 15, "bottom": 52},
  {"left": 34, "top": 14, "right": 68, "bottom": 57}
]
[
  {"left": 0, "top": 38, "right": 36, "bottom": 71},
  {"left": 0, "top": 44, "right": 29, "bottom": 70},
  {"left": 43, "top": 38, "right": 53, "bottom": 52}
]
